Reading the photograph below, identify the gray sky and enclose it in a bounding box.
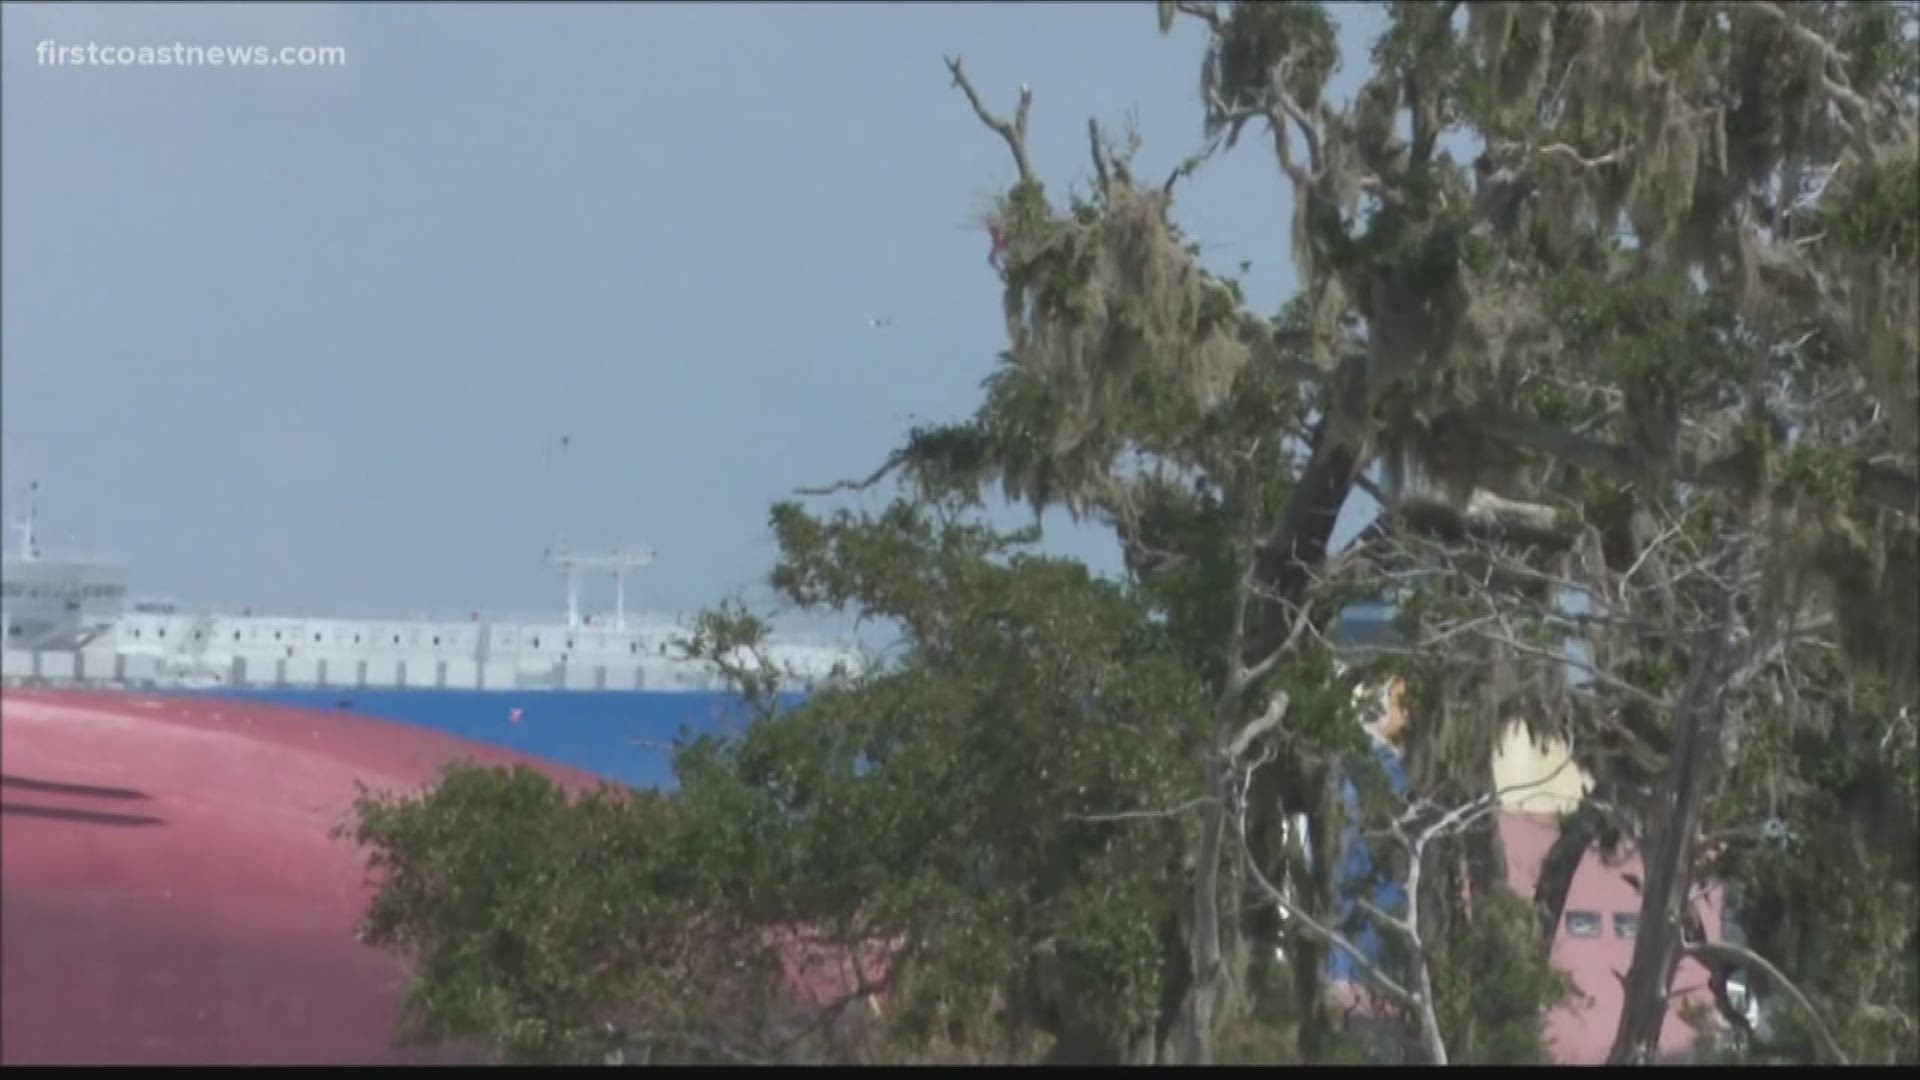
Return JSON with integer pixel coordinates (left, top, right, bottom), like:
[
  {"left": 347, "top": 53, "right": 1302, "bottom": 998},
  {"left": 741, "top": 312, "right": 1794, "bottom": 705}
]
[{"left": 2, "top": 1, "right": 1383, "bottom": 624}]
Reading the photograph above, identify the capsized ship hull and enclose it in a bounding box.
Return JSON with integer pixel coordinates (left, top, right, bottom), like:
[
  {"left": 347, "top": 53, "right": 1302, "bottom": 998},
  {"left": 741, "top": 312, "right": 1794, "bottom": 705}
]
[{"left": 0, "top": 688, "right": 599, "bottom": 1065}]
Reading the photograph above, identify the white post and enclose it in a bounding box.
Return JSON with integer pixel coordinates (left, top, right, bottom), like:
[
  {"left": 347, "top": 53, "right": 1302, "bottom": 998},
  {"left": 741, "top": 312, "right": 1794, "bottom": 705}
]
[{"left": 613, "top": 567, "right": 627, "bottom": 632}]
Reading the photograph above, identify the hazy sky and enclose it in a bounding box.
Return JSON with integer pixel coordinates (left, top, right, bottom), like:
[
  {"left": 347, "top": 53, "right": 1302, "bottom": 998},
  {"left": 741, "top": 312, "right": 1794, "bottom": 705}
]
[{"left": 2, "top": 1, "right": 1384, "bottom": 624}]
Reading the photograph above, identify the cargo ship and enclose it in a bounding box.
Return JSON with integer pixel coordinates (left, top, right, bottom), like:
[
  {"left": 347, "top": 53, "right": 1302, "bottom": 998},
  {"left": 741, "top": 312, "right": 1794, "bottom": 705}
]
[{"left": 0, "top": 484, "right": 862, "bottom": 1065}]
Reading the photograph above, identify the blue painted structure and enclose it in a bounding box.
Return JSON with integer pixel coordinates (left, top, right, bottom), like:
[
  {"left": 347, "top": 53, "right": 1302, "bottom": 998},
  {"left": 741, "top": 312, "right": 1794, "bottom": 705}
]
[
  {"left": 191, "top": 688, "right": 800, "bottom": 790},
  {"left": 1326, "top": 744, "right": 1410, "bottom": 982}
]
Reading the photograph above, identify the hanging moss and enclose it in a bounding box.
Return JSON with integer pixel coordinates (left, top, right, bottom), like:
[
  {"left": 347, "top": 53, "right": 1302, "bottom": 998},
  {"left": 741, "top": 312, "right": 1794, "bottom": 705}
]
[{"left": 1200, "top": 1, "right": 1339, "bottom": 125}]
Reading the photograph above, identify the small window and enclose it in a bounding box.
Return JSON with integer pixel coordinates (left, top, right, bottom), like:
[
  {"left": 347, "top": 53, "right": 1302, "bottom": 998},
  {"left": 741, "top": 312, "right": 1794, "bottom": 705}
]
[
  {"left": 275, "top": 631, "right": 282, "bottom": 641},
  {"left": 233, "top": 630, "right": 242, "bottom": 641},
  {"left": 566, "top": 638, "right": 574, "bottom": 649},
  {"left": 132, "top": 628, "right": 141, "bottom": 639},
  {"left": 532, "top": 637, "right": 541, "bottom": 649},
  {"left": 157, "top": 628, "right": 166, "bottom": 639},
  {"left": 392, "top": 634, "right": 400, "bottom": 645},
  {"left": 1566, "top": 911, "right": 1602, "bottom": 939},
  {"left": 1613, "top": 913, "right": 1639, "bottom": 940},
  {"left": 630, "top": 641, "right": 638, "bottom": 654},
  {"left": 194, "top": 630, "right": 204, "bottom": 640},
  {"left": 353, "top": 633, "right": 361, "bottom": 644},
  {"left": 433, "top": 636, "right": 441, "bottom": 646},
  {"left": 314, "top": 633, "right": 322, "bottom": 643},
  {"left": 8, "top": 625, "right": 21, "bottom": 637}
]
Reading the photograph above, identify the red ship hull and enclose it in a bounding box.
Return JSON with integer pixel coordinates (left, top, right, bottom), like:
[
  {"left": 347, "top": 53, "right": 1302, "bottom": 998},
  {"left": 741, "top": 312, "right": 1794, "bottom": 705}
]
[{"left": 0, "top": 689, "right": 598, "bottom": 1065}]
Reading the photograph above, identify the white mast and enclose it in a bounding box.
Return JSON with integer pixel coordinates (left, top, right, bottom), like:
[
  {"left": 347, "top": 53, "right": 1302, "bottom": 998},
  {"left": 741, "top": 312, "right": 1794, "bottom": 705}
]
[
  {"left": 554, "top": 547, "right": 581, "bottom": 630},
  {"left": 544, "top": 524, "right": 585, "bottom": 632},
  {"left": 549, "top": 544, "right": 654, "bottom": 631},
  {"left": 605, "top": 549, "right": 652, "bottom": 632}
]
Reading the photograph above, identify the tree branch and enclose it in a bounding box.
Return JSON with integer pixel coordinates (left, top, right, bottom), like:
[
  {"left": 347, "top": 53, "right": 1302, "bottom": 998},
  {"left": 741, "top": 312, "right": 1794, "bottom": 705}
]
[
  {"left": 1068, "top": 796, "right": 1215, "bottom": 823},
  {"left": 1354, "top": 484, "right": 1581, "bottom": 552},
  {"left": 1087, "top": 117, "right": 1112, "bottom": 191},
  {"left": 1469, "top": 406, "right": 1920, "bottom": 515},
  {"left": 1743, "top": 2, "right": 1876, "bottom": 125},
  {"left": 794, "top": 451, "right": 908, "bottom": 497},
  {"left": 1172, "top": 0, "right": 1222, "bottom": 33},
  {"left": 945, "top": 56, "right": 1033, "bottom": 183},
  {"left": 1237, "top": 803, "right": 1420, "bottom": 1013},
  {"left": 1226, "top": 691, "right": 1291, "bottom": 761},
  {"left": 1683, "top": 937, "right": 1851, "bottom": 1066}
]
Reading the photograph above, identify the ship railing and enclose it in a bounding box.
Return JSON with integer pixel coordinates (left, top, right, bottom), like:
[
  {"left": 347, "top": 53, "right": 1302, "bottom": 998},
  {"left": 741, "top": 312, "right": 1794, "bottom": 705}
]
[{"left": 1, "top": 646, "right": 751, "bottom": 693}]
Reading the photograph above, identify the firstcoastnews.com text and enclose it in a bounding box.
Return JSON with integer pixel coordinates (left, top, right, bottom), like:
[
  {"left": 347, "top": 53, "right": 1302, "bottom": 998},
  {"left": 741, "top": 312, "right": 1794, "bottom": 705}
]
[{"left": 35, "top": 41, "right": 348, "bottom": 69}]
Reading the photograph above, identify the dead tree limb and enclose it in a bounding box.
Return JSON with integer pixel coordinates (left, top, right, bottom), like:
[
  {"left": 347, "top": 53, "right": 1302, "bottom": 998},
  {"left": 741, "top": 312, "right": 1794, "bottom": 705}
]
[{"left": 944, "top": 56, "right": 1033, "bottom": 183}]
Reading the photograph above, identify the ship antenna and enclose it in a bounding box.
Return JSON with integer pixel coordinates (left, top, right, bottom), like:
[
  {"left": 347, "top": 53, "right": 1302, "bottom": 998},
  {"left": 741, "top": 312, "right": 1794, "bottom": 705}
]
[{"left": 547, "top": 432, "right": 580, "bottom": 629}]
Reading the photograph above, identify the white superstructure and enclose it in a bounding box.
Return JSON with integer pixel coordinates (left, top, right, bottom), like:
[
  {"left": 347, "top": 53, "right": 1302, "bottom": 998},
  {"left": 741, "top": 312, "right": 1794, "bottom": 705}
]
[
  {"left": 1, "top": 485, "right": 129, "bottom": 653},
  {"left": 2, "top": 488, "right": 859, "bottom": 692}
]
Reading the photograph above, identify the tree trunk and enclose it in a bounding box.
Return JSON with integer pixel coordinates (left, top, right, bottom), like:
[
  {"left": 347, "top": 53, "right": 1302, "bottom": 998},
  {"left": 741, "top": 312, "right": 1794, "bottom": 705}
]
[
  {"left": 1177, "top": 750, "right": 1232, "bottom": 1064},
  {"left": 1292, "top": 764, "right": 1345, "bottom": 1062},
  {"left": 1172, "top": 377, "right": 1367, "bottom": 1065},
  {"left": 1606, "top": 598, "right": 1736, "bottom": 1064},
  {"left": 1250, "top": 428, "right": 1367, "bottom": 661}
]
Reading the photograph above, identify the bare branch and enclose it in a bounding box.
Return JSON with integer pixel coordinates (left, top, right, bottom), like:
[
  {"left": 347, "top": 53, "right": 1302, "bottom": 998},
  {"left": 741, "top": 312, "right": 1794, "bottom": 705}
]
[
  {"left": 1493, "top": 139, "right": 1630, "bottom": 171},
  {"left": 1483, "top": 630, "right": 1671, "bottom": 711},
  {"left": 1539, "top": 142, "right": 1626, "bottom": 168},
  {"left": 1236, "top": 799, "right": 1420, "bottom": 1012},
  {"left": 1162, "top": 139, "right": 1218, "bottom": 199},
  {"left": 1468, "top": 406, "right": 1920, "bottom": 515},
  {"left": 1225, "top": 691, "right": 1291, "bottom": 761},
  {"left": 1357, "top": 485, "right": 1580, "bottom": 551},
  {"left": 1068, "top": 796, "right": 1215, "bottom": 824},
  {"left": 945, "top": 56, "right": 1033, "bottom": 183},
  {"left": 1172, "top": 0, "right": 1222, "bottom": 33},
  {"left": 1682, "top": 937, "right": 1851, "bottom": 1065},
  {"left": 1087, "top": 117, "right": 1113, "bottom": 191},
  {"left": 1267, "top": 64, "right": 1326, "bottom": 178},
  {"left": 1744, "top": 2, "right": 1876, "bottom": 125},
  {"left": 794, "top": 451, "right": 907, "bottom": 497}
]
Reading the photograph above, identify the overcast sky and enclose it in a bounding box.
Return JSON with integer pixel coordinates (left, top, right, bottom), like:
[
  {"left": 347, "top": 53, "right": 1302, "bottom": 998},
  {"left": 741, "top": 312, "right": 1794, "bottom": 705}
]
[{"left": 2, "top": 1, "right": 1383, "bottom": 625}]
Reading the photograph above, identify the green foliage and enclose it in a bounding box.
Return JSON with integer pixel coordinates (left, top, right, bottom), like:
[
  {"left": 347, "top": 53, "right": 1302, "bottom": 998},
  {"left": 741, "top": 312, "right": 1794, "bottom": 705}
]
[
  {"left": 347, "top": 0, "right": 1920, "bottom": 1066},
  {"left": 726, "top": 502, "right": 1213, "bottom": 1056},
  {"left": 347, "top": 767, "right": 691, "bottom": 1064},
  {"left": 349, "top": 499, "right": 1247, "bottom": 1063},
  {"left": 1828, "top": 152, "right": 1920, "bottom": 260},
  {"left": 1428, "top": 887, "right": 1579, "bottom": 1064},
  {"left": 1703, "top": 652, "right": 1920, "bottom": 1064}
]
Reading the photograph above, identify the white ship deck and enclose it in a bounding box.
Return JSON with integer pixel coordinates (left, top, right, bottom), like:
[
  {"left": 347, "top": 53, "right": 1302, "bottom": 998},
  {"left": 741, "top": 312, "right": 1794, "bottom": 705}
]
[{"left": 1, "top": 490, "right": 861, "bottom": 693}]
